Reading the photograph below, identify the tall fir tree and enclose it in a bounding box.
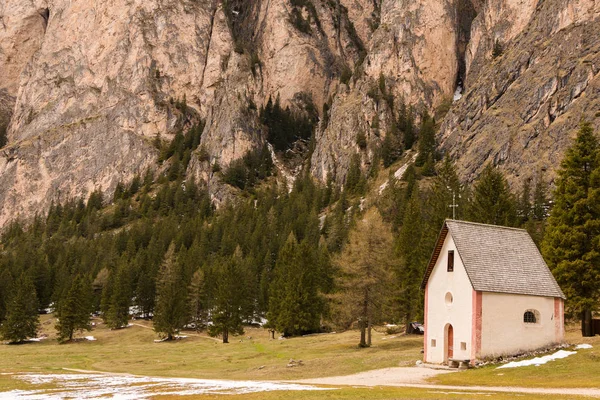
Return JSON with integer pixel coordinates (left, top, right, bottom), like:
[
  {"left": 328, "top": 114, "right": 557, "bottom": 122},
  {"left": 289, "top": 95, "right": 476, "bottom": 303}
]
[
  {"left": 135, "top": 270, "right": 155, "bottom": 319},
  {"left": 527, "top": 170, "right": 550, "bottom": 245},
  {"left": 153, "top": 244, "right": 188, "bottom": 340},
  {"left": 55, "top": 276, "right": 92, "bottom": 342},
  {"left": 0, "top": 269, "right": 14, "bottom": 324},
  {"left": 396, "top": 186, "right": 429, "bottom": 329},
  {"left": 533, "top": 170, "right": 549, "bottom": 221},
  {"left": 542, "top": 122, "right": 600, "bottom": 335},
  {"left": 429, "top": 156, "right": 464, "bottom": 222},
  {"left": 517, "top": 178, "right": 532, "bottom": 225},
  {"left": 332, "top": 211, "right": 396, "bottom": 347},
  {"left": 188, "top": 268, "right": 210, "bottom": 331},
  {"left": 468, "top": 164, "right": 517, "bottom": 226},
  {"left": 209, "top": 248, "right": 248, "bottom": 343},
  {"left": 415, "top": 112, "right": 436, "bottom": 167},
  {"left": 105, "top": 263, "right": 131, "bottom": 329},
  {"left": 0, "top": 275, "right": 40, "bottom": 343},
  {"left": 267, "top": 234, "right": 324, "bottom": 337}
]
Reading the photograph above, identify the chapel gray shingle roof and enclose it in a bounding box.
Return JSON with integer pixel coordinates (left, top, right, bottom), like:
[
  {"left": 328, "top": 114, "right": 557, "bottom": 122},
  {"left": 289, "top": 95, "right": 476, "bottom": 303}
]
[{"left": 422, "top": 220, "right": 565, "bottom": 299}]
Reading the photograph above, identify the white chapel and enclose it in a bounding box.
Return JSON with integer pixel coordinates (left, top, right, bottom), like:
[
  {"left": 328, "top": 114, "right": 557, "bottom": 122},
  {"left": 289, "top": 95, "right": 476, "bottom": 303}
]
[{"left": 421, "top": 220, "right": 565, "bottom": 365}]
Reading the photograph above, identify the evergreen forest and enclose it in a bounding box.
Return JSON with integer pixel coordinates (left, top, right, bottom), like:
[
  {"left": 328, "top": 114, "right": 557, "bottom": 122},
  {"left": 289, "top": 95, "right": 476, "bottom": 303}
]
[{"left": 0, "top": 117, "right": 598, "bottom": 344}]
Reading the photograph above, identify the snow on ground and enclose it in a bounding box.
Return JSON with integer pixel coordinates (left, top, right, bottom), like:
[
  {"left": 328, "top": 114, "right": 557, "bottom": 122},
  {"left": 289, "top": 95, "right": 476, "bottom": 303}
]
[
  {"left": 1, "top": 372, "right": 331, "bottom": 399},
  {"left": 453, "top": 86, "right": 463, "bottom": 102},
  {"left": 575, "top": 344, "right": 593, "bottom": 349},
  {"left": 84, "top": 336, "right": 96, "bottom": 341},
  {"left": 378, "top": 152, "right": 419, "bottom": 194},
  {"left": 497, "top": 350, "right": 577, "bottom": 369}
]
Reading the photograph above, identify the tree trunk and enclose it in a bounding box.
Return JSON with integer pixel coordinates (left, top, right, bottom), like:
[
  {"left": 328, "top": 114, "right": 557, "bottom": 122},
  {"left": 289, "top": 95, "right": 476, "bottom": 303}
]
[
  {"left": 582, "top": 309, "right": 594, "bottom": 337},
  {"left": 359, "top": 319, "right": 367, "bottom": 347},
  {"left": 405, "top": 312, "right": 412, "bottom": 334},
  {"left": 367, "top": 317, "right": 372, "bottom": 347},
  {"left": 223, "top": 327, "right": 229, "bottom": 343}
]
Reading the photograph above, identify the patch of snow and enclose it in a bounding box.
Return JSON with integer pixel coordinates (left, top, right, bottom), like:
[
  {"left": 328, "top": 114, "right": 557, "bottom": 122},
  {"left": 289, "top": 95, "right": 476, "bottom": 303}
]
[
  {"left": 267, "top": 143, "right": 295, "bottom": 191},
  {"left": 84, "top": 336, "right": 96, "bottom": 341},
  {"left": 497, "top": 350, "right": 577, "bottom": 369},
  {"left": 575, "top": 344, "right": 593, "bottom": 349},
  {"left": 378, "top": 152, "right": 419, "bottom": 195},
  {"left": 5, "top": 372, "right": 332, "bottom": 399},
  {"left": 25, "top": 338, "right": 45, "bottom": 342},
  {"left": 453, "top": 86, "right": 463, "bottom": 102}
]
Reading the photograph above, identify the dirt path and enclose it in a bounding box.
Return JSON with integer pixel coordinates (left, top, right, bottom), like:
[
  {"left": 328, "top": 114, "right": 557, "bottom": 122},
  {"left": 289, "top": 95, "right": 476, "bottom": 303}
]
[{"left": 292, "top": 367, "right": 600, "bottom": 397}]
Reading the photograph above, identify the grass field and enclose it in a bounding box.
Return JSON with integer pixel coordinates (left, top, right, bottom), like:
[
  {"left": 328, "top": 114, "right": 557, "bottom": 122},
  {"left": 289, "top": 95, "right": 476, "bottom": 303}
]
[
  {"left": 431, "top": 325, "right": 600, "bottom": 389},
  {"left": 2, "top": 315, "right": 422, "bottom": 380},
  {"left": 1, "top": 315, "right": 598, "bottom": 399}
]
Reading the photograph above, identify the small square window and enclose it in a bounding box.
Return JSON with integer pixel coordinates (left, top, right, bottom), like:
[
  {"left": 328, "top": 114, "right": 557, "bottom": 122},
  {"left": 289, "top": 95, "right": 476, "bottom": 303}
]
[
  {"left": 461, "top": 342, "right": 467, "bottom": 351},
  {"left": 431, "top": 339, "right": 436, "bottom": 347},
  {"left": 447, "top": 250, "right": 454, "bottom": 272}
]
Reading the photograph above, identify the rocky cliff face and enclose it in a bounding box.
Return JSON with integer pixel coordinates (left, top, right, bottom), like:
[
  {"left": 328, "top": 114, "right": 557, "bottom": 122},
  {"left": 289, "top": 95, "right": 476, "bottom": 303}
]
[
  {"left": 0, "top": 0, "right": 599, "bottom": 224},
  {"left": 440, "top": 0, "right": 600, "bottom": 185}
]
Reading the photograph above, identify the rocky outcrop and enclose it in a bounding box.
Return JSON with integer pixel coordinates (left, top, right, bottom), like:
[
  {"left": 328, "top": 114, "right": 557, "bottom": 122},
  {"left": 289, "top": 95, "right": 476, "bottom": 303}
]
[
  {"left": 1, "top": 0, "right": 599, "bottom": 225},
  {"left": 440, "top": 0, "right": 600, "bottom": 185},
  {"left": 0, "top": 0, "right": 222, "bottom": 225},
  {"left": 312, "top": 0, "right": 464, "bottom": 182}
]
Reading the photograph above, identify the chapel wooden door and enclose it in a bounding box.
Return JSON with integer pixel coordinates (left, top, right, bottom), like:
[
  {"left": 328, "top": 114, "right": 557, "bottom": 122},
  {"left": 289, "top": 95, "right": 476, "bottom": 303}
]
[{"left": 447, "top": 324, "right": 454, "bottom": 359}]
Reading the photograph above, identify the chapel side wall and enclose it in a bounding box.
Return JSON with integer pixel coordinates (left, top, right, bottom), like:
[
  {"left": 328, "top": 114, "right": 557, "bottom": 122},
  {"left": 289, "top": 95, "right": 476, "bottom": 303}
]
[
  {"left": 425, "top": 235, "right": 473, "bottom": 364},
  {"left": 480, "top": 292, "right": 562, "bottom": 358}
]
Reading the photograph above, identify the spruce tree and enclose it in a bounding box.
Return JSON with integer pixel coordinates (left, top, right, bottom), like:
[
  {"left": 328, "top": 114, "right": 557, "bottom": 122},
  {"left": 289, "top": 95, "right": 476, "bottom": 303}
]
[
  {"left": 333, "top": 211, "right": 396, "bottom": 347},
  {"left": 517, "top": 178, "right": 532, "bottom": 225},
  {"left": 528, "top": 171, "right": 549, "bottom": 244},
  {"left": 533, "top": 171, "right": 549, "bottom": 221},
  {"left": 468, "top": 164, "right": 517, "bottom": 226},
  {"left": 0, "top": 269, "right": 14, "bottom": 324},
  {"left": 55, "top": 276, "right": 92, "bottom": 342},
  {"left": 416, "top": 113, "right": 436, "bottom": 167},
  {"left": 209, "top": 249, "right": 248, "bottom": 343},
  {"left": 105, "top": 263, "right": 131, "bottom": 329},
  {"left": 542, "top": 122, "right": 600, "bottom": 335},
  {"left": 0, "top": 276, "right": 40, "bottom": 343},
  {"left": 188, "top": 268, "right": 209, "bottom": 331},
  {"left": 396, "top": 186, "right": 428, "bottom": 330},
  {"left": 267, "top": 234, "right": 324, "bottom": 337},
  {"left": 153, "top": 244, "right": 188, "bottom": 340}
]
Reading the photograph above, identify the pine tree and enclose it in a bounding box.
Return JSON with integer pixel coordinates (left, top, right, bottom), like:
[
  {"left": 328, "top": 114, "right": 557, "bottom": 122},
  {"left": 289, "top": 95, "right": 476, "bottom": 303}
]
[
  {"left": 533, "top": 171, "right": 549, "bottom": 221},
  {"left": 267, "top": 234, "right": 324, "bottom": 337},
  {"left": 527, "top": 170, "right": 550, "bottom": 245},
  {"left": 0, "top": 269, "right": 14, "bottom": 324},
  {"left": 188, "top": 268, "right": 209, "bottom": 331},
  {"left": 345, "top": 154, "right": 365, "bottom": 194},
  {"left": 0, "top": 275, "right": 40, "bottom": 343},
  {"left": 416, "top": 112, "right": 436, "bottom": 167},
  {"left": 396, "top": 186, "right": 428, "bottom": 330},
  {"left": 332, "top": 211, "right": 396, "bottom": 347},
  {"left": 517, "top": 178, "right": 532, "bottom": 224},
  {"left": 153, "top": 244, "right": 188, "bottom": 340},
  {"left": 105, "top": 263, "right": 131, "bottom": 329},
  {"left": 209, "top": 248, "right": 248, "bottom": 343},
  {"left": 542, "top": 122, "right": 600, "bottom": 335},
  {"left": 55, "top": 276, "right": 92, "bottom": 342},
  {"left": 468, "top": 164, "right": 517, "bottom": 226},
  {"left": 135, "top": 271, "right": 155, "bottom": 319},
  {"left": 429, "top": 156, "right": 463, "bottom": 220}
]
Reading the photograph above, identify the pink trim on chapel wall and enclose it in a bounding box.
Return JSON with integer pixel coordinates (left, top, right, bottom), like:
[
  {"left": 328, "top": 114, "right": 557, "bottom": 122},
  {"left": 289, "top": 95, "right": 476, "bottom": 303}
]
[
  {"left": 471, "top": 290, "right": 482, "bottom": 363},
  {"left": 423, "top": 284, "right": 429, "bottom": 362},
  {"left": 554, "top": 298, "right": 563, "bottom": 343}
]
